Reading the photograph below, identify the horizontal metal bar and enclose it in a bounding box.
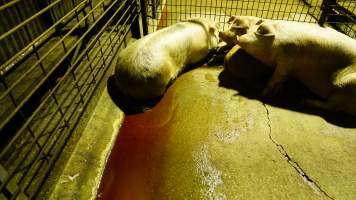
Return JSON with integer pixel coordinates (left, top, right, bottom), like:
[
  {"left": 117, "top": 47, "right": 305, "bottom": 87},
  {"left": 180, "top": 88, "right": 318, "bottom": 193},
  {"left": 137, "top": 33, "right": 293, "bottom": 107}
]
[
  {"left": 29, "top": 27, "right": 130, "bottom": 199},
  {"left": 0, "top": 0, "right": 91, "bottom": 76},
  {"left": 3, "top": 1, "right": 135, "bottom": 167},
  {"left": 0, "top": 0, "right": 110, "bottom": 103},
  {"left": 0, "top": 0, "right": 122, "bottom": 155},
  {"left": 0, "top": 2, "right": 135, "bottom": 192},
  {"left": 0, "top": 0, "right": 61, "bottom": 42},
  {"left": 11, "top": 17, "right": 133, "bottom": 199},
  {"left": 0, "top": 0, "right": 21, "bottom": 12},
  {"left": 0, "top": 0, "right": 122, "bottom": 131},
  {"left": 1, "top": 1, "right": 133, "bottom": 159}
]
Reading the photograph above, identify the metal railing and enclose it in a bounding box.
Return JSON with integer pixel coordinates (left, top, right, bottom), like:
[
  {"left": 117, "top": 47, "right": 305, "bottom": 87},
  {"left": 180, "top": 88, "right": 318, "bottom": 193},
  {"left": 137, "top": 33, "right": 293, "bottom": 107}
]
[
  {"left": 0, "top": 0, "right": 141, "bottom": 199},
  {"left": 143, "top": 0, "right": 355, "bottom": 37}
]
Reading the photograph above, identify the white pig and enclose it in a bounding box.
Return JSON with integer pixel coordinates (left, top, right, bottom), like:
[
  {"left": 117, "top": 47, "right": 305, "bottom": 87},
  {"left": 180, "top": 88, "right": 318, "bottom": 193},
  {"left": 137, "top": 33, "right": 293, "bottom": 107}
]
[
  {"left": 237, "top": 20, "right": 356, "bottom": 115},
  {"left": 113, "top": 18, "right": 219, "bottom": 100},
  {"left": 219, "top": 16, "right": 265, "bottom": 45}
]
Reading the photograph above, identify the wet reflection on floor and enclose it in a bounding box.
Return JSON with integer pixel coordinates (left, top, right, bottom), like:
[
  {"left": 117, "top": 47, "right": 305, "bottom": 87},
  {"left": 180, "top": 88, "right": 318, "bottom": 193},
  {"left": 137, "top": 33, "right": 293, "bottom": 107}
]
[{"left": 98, "top": 89, "right": 176, "bottom": 200}]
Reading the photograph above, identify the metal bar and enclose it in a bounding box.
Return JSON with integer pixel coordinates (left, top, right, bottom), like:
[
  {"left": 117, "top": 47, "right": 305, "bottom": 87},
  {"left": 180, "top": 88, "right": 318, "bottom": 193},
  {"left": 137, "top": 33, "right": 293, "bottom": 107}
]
[
  {"left": 0, "top": 0, "right": 90, "bottom": 76},
  {"left": 139, "top": 0, "right": 148, "bottom": 35},
  {"left": 0, "top": 3, "right": 136, "bottom": 193},
  {"left": 131, "top": 1, "right": 142, "bottom": 38},
  {"left": 0, "top": 0, "right": 21, "bottom": 12},
  {"left": 0, "top": 1, "right": 134, "bottom": 153},
  {"left": 0, "top": 0, "right": 126, "bottom": 155},
  {"left": 31, "top": 31, "right": 128, "bottom": 199},
  {"left": 332, "top": 2, "right": 356, "bottom": 22},
  {"left": 0, "top": 0, "right": 124, "bottom": 131},
  {"left": 0, "top": 0, "right": 61, "bottom": 42},
  {"left": 23, "top": 13, "right": 135, "bottom": 200},
  {"left": 0, "top": 0, "right": 120, "bottom": 102},
  {"left": 152, "top": 0, "right": 157, "bottom": 19},
  {"left": 319, "top": 0, "right": 335, "bottom": 25}
]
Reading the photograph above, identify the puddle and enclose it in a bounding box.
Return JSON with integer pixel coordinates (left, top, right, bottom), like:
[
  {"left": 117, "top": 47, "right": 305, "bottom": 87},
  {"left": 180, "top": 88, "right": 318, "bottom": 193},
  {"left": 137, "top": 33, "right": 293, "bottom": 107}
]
[{"left": 97, "top": 92, "right": 176, "bottom": 200}]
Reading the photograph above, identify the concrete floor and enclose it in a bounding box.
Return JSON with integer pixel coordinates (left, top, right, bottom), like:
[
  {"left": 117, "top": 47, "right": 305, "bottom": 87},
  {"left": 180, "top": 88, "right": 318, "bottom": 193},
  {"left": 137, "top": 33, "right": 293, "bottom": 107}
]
[
  {"left": 95, "top": 46, "right": 356, "bottom": 200},
  {"left": 49, "top": 42, "right": 356, "bottom": 200}
]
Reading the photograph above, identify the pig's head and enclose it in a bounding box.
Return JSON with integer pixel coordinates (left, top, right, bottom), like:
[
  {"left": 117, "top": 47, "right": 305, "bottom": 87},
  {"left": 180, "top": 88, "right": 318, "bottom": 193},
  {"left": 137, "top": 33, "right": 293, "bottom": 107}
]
[
  {"left": 219, "top": 16, "right": 264, "bottom": 45},
  {"left": 237, "top": 22, "right": 275, "bottom": 57}
]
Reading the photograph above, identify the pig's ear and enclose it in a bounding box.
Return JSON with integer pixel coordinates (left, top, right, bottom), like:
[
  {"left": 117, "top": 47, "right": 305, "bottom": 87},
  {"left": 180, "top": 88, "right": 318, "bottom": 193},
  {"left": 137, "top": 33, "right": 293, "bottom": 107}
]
[
  {"left": 209, "top": 26, "right": 217, "bottom": 34},
  {"left": 256, "top": 19, "right": 264, "bottom": 25},
  {"left": 228, "top": 16, "right": 237, "bottom": 23},
  {"left": 255, "top": 24, "right": 275, "bottom": 37}
]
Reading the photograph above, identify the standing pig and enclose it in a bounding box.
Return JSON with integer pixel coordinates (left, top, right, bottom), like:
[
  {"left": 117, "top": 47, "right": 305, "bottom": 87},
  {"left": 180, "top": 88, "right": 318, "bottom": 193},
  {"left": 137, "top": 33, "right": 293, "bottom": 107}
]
[
  {"left": 237, "top": 20, "right": 356, "bottom": 115},
  {"left": 113, "top": 18, "right": 219, "bottom": 100}
]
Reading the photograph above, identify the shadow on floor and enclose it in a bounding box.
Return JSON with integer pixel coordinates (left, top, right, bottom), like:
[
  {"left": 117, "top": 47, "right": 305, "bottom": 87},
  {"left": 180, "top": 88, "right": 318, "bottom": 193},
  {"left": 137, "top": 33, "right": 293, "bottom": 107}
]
[
  {"left": 218, "top": 48, "right": 356, "bottom": 128},
  {"left": 106, "top": 75, "right": 163, "bottom": 114}
]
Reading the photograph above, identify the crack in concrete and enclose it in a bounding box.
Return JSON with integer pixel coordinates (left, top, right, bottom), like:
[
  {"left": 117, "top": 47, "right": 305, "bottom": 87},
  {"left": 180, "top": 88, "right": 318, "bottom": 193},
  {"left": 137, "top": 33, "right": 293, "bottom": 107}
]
[{"left": 262, "top": 103, "right": 335, "bottom": 200}]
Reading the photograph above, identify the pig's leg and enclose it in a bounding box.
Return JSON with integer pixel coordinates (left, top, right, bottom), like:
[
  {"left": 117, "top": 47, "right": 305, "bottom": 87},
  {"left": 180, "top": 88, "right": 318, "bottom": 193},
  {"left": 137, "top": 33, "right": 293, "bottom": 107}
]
[
  {"left": 304, "top": 89, "right": 354, "bottom": 115},
  {"left": 305, "top": 70, "right": 356, "bottom": 116},
  {"left": 328, "top": 69, "right": 356, "bottom": 115},
  {"left": 262, "top": 61, "right": 292, "bottom": 96}
]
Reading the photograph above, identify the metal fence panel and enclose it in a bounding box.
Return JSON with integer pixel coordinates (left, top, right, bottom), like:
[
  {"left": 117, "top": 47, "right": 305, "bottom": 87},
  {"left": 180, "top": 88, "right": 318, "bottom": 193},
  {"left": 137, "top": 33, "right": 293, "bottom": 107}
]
[
  {"left": 144, "top": 0, "right": 355, "bottom": 37},
  {"left": 0, "top": 0, "right": 140, "bottom": 199}
]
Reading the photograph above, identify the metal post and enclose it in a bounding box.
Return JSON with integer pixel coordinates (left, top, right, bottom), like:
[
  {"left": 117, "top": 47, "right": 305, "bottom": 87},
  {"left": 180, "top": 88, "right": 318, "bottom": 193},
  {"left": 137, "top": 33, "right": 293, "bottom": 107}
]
[
  {"left": 318, "top": 0, "right": 336, "bottom": 26},
  {"left": 131, "top": 0, "right": 148, "bottom": 38},
  {"left": 152, "top": 0, "right": 157, "bottom": 19},
  {"left": 140, "top": 0, "right": 149, "bottom": 35},
  {"left": 131, "top": 7, "right": 142, "bottom": 38}
]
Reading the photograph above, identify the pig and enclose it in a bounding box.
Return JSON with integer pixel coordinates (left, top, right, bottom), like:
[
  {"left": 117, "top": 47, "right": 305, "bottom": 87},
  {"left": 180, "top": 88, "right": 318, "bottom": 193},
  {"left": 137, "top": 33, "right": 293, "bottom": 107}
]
[
  {"left": 219, "top": 15, "right": 265, "bottom": 45},
  {"left": 236, "top": 20, "right": 356, "bottom": 115},
  {"left": 113, "top": 18, "right": 219, "bottom": 100}
]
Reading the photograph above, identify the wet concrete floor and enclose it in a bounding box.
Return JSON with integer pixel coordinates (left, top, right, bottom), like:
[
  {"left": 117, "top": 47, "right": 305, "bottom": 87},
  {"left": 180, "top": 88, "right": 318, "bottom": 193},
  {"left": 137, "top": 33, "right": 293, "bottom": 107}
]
[{"left": 98, "top": 55, "right": 356, "bottom": 200}]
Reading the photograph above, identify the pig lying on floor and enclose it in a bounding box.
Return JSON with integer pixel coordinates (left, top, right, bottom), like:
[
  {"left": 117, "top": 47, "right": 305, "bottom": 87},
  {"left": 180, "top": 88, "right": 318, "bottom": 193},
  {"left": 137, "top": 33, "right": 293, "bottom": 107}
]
[
  {"left": 219, "top": 15, "right": 265, "bottom": 45},
  {"left": 234, "top": 19, "right": 356, "bottom": 115},
  {"left": 114, "top": 18, "right": 219, "bottom": 100}
]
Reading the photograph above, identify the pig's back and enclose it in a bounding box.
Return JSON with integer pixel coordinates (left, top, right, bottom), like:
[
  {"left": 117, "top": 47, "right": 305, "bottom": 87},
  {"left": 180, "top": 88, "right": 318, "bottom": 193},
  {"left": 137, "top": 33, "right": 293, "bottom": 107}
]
[
  {"left": 141, "top": 22, "right": 207, "bottom": 53},
  {"left": 116, "top": 21, "right": 210, "bottom": 79},
  {"left": 273, "top": 21, "right": 356, "bottom": 97},
  {"left": 274, "top": 21, "right": 356, "bottom": 57},
  {"left": 126, "top": 22, "right": 208, "bottom": 69}
]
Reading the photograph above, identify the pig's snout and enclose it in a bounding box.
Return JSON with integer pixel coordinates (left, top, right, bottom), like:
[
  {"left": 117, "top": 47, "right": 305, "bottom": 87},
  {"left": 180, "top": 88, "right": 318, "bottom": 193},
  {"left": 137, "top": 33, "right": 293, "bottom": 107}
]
[{"left": 219, "top": 31, "right": 238, "bottom": 45}]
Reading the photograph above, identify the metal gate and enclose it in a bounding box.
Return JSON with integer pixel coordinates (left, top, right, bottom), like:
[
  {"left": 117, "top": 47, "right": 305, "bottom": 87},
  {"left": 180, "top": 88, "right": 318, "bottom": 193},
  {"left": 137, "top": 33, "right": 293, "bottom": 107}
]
[
  {"left": 143, "top": 0, "right": 355, "bottom": 37},
  {"left": 0, "top": 0, "right": 141, "bottom": 199}
]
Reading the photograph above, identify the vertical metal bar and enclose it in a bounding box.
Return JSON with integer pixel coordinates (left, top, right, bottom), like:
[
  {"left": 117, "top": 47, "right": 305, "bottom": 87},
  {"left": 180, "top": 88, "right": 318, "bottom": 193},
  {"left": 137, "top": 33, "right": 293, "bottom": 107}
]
[
  {"left": 37, "top": 0, "right": 55, "bottom": 28},
  {"left": 319, "top": 0, "right": 336, "bottom": 26},
  {"left": 85, "top": 0, "right": 97, "bottom": 83},
  {"left": 152, "top": 0, "right": 157, "bottom": 19},
  {"left": 131, "top": 1, "right": 142, "bottom": 38},
  {"left": 140, "top": 0, "right": 148, "bottom": 35},
  {"left": 0, "top": 77, "right": 43, "bottom": 151}
]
